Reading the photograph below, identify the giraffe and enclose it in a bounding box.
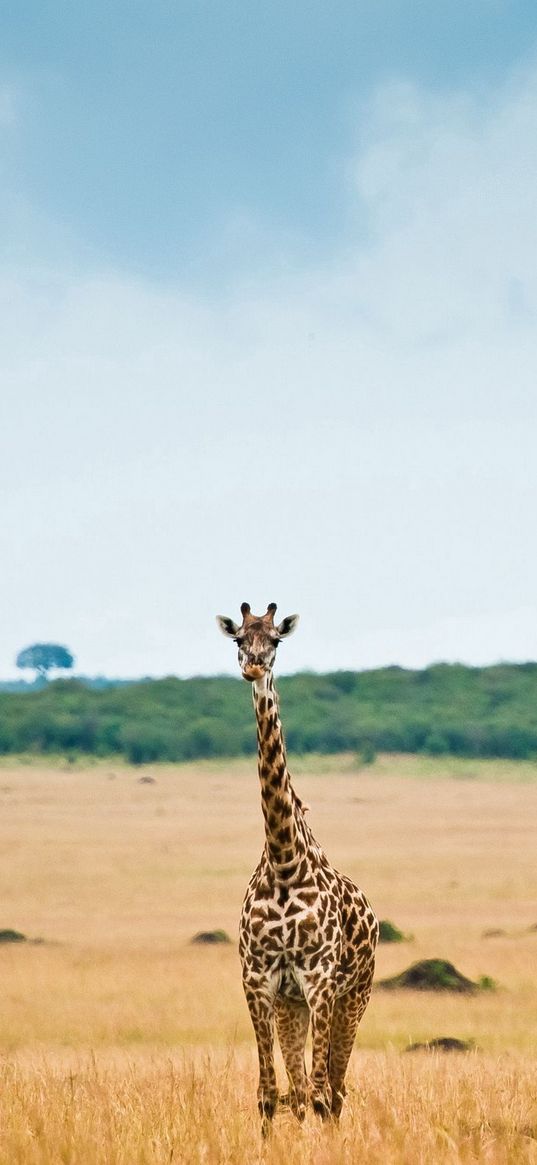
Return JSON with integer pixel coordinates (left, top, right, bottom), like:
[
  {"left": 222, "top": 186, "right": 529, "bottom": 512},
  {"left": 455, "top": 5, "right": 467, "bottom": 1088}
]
[{"left": 217, "top": 601, "right": 378, "bottom": 1132}]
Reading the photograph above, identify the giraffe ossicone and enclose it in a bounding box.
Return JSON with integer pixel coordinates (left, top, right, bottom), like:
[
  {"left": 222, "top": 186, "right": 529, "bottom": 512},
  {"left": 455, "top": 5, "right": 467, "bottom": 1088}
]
[{"left": 217, "top": 602, "right": 379, "bottom": 1131}]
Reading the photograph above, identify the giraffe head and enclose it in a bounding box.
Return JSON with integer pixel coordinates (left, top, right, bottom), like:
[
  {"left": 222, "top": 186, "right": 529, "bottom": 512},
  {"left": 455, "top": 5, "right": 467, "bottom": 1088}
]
[{"left": 217, "top": 602, "right": 299, "bottom": 681}]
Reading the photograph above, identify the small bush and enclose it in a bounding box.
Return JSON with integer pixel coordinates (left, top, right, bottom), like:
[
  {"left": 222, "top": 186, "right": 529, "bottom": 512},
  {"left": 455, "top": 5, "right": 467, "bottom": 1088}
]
[
  {"left": 0, "top": 929, "right": 27, "bottom": 943},
  {"left": 378, "top": 919, "right": 411, "bottom": 943},
  {"left": 424, "top": 731, "right": 450, "bottom": 755},
  {"left": 477, "top": 974, "right": 498, "bottom": 992},
  {"left": 358, "top": 741, "right": 377, "bottom": 766}
]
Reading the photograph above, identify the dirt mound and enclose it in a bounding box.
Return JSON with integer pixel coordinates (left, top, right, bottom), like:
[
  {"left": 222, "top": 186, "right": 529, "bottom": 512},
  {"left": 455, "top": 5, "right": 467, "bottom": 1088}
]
[
  {"left": 405, "top": 1037, "right": 476, "bottom": 1053},
  {"left": 378, "top": 958, "right": 480, "bottom": 993},
  {"left": 191, "top": 930, "right": 232, "bottom": 945}
]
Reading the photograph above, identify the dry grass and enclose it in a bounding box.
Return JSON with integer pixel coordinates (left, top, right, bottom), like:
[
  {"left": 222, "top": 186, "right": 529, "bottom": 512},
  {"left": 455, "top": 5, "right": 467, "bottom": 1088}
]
[
  {"left": 0, "top": 753, "right": 536, "bottom": 1161},
  {"left": 1, "top": 1051, "right": 536, "bottom": 1164}
]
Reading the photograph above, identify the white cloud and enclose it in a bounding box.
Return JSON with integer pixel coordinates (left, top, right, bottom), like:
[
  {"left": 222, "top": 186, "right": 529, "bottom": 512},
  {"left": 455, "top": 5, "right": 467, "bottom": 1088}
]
[
  {"left": 2, "top": 62, "right": 537, "bottom": 676},
  {"left": 350, "top": 71, "right": 537, "bottom": 344}
]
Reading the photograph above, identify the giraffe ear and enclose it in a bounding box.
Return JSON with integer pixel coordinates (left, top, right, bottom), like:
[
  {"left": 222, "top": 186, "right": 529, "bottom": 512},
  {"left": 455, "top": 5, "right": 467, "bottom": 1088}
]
[
  {"left": 276, "top": 614, "right": 299, "bottom": 638},
  {"left": 216, "top": 615, "right": 240, "bottom": 638}
]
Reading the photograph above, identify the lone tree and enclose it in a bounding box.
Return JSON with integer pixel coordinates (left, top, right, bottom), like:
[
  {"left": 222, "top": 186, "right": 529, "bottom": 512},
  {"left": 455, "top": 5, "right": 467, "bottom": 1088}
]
[{"left": 16, "top": 643, "right": 75, "bottom": 682}]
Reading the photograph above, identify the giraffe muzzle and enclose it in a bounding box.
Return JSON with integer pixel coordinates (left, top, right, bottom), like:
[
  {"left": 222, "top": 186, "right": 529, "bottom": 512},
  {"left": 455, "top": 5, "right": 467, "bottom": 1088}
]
[{"left": 242, "top": 664, "right": 265, "bottom": 682}]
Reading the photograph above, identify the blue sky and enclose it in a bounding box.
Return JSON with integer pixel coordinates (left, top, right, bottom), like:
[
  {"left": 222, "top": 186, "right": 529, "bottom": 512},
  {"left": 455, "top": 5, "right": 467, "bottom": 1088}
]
[
  {"left": 2, "top": 2, "right": 537, "bottom": 677},
  {"left": 4, "top": 1, "right": 537, "bottom": 276}
]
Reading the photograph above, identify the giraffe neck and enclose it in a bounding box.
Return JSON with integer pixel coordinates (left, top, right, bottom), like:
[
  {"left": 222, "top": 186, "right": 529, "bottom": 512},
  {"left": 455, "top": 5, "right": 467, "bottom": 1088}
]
[{"left": 253, "top": 672, "right": 308, "bottom": 875}]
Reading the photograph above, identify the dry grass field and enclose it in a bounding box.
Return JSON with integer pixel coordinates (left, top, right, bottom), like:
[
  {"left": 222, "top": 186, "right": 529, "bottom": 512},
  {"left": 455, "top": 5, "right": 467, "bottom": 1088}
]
[{"left": 0, "top": 752, "right": 536, "bottom": 1163}]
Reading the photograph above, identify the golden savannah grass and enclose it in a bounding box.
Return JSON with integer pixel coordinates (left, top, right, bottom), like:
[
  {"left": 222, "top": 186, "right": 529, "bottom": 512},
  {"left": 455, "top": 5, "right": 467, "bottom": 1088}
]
[
  {"left": 0, "top": 754, "right": 536, "bottom": 1161},
  {"left": 1, "top": 1050, "right": 536, "bottom": 1165}
]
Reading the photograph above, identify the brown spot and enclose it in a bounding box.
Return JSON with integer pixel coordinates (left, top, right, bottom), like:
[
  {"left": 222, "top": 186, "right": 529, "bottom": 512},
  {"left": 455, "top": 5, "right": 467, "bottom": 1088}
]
[
  {"left": 257, "top": 880, "right": 273, "bottom": 899},
  {"left": 274, "top": 794, "right": 290, "bottom": 813},
  {"left": 301, "top": 913, "right": 317, "bottom": 932},
  {"left": 264, "top": 935, "right": 282, "bottom": 952},
  {"left": 301, "top": 891, "right": 318, "bottom": 906},
  {"left": 267, "top": 740, "right": 280, "bottom": 766}
]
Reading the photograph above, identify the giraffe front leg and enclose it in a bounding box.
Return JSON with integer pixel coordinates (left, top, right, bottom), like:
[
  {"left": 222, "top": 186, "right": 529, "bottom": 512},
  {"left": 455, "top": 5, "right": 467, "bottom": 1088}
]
[{"left": 243, "top": 984, "right": 278, "bottom": 1134}]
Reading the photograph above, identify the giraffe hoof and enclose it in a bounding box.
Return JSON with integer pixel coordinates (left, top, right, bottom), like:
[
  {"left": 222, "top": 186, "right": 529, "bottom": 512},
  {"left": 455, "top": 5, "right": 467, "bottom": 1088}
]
[
  {"left": 279, "top": 1092, "right": 306, "bottom": 1122},
  {"left": 312, "top": 1096, "right": 331, "bottom": 1120},
  {"left": 330, "top": 1089, "right": 345, "bottom": 1119},
  {"left": 261, "top": 1117, "right": 272, "bottom": 1139}
]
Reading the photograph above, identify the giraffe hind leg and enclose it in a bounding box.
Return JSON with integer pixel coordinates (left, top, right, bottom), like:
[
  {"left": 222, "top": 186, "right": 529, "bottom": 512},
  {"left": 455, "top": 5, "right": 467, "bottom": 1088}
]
[
  {"left": 243, "top": 986, "right": 278, "bottom": 1133},
  {"left": 275, "top": 997, "right": 309, "bottom": 1122},
  {"left": 307, "top": 988, "right": 336, "bottom": 1119},
  {"left": 328, "top": 983, "right": 370, "bottom": 1119}
]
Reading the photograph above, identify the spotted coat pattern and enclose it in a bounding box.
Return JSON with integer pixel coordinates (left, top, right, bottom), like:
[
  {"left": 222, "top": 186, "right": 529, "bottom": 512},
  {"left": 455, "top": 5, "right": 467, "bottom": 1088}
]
[{"left": 218, "top": 604, "right": 378, "bottom": 1131}]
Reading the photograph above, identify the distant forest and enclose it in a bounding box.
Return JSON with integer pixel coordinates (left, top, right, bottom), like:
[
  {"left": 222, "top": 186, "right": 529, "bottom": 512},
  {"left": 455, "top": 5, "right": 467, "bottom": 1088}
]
[{"left": 1, "top": 663, "right": 537, "bottom": 763}]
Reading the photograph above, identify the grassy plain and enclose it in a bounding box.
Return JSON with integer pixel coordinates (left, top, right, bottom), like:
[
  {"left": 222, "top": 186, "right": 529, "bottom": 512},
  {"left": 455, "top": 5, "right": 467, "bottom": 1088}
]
[{"left": 0, "top": 753, "right": 536, "bottom": 1162}]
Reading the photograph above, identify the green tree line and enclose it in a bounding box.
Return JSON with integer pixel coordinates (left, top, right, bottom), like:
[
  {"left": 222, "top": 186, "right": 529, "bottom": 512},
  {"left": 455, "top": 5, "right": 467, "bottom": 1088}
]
[{"left": 1, "top": 663, "right": 537, "bottom": 763}]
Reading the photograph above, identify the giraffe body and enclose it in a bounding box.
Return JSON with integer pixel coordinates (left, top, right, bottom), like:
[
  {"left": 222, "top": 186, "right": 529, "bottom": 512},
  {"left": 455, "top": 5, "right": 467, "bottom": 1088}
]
[{"left": 217, "top": 603, "right": 378, "bottom": 1129}]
